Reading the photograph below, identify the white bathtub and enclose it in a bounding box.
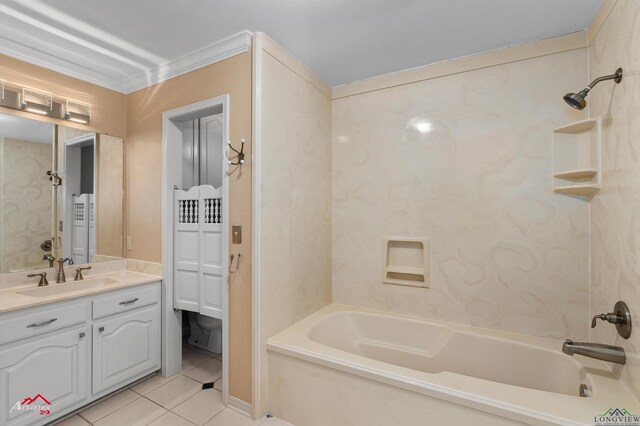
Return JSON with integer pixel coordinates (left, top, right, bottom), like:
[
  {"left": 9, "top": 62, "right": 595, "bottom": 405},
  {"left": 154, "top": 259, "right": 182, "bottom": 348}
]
[{"left": 267, "top": 304, "right": 640, "bottom": 426}]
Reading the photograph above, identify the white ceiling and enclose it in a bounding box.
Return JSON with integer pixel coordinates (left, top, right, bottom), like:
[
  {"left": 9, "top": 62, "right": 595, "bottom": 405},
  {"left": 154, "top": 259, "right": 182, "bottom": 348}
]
[
  {"left": 0, "top": 112, "right": 54, "bottom": 144},
  {"left": 0, "top": 0, "right": 602, "bottom": 92}
]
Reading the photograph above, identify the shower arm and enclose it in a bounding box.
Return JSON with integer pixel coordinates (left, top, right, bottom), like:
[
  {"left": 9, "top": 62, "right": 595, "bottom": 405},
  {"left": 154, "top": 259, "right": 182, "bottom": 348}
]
[{"left": 584, "top": 68, "right": 623, "bottom": 91}]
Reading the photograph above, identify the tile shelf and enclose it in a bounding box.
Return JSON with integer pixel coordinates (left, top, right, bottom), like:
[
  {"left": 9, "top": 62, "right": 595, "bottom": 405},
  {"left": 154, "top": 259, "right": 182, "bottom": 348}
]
[{"left": 552, "top": 117, "right": 602, "bottom": 199}]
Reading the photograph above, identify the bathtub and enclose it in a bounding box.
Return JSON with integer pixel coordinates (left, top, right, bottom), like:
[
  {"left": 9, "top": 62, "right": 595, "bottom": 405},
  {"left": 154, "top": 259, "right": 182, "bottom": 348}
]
[{"left": 267, "top": 304, "right": 640, "bottom": 426}]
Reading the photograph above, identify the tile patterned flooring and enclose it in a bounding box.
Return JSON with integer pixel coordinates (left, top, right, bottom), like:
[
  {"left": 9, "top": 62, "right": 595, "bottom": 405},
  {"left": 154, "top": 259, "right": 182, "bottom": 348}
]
[{"left": 53, "top": 345, "right": 293, "bottom": 426}]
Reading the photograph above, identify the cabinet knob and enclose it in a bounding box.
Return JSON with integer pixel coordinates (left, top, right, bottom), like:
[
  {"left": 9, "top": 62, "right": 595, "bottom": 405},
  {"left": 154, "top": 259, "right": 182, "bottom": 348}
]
[
  {"left": 79, "top": 332, "right": 85, "bottom": 338},
  {"left": 98, "top": 327, "right": 104, "bottom": 332}
]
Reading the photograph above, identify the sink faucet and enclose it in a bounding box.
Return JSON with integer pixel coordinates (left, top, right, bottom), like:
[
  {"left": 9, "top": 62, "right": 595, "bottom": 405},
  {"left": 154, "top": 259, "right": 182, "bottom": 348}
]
[
  {"left": 43, "top": 253, "right": 55, "bottom": 268},
  {"left": 56, "top": 257, "right": 74, "bottom": 283},
  {"left": 562, "top": 339, "right": 626, "bottom": 364}
]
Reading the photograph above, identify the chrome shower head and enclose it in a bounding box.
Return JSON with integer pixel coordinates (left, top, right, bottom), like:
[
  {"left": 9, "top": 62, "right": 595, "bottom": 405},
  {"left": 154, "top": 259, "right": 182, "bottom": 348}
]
[{"left": 563, "top": 68, "right": 623, "bottom": 110}]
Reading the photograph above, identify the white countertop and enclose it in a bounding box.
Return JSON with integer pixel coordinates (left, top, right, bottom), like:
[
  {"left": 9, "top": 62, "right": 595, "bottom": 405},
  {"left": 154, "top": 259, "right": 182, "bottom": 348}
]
[{"left": 0, "top": 268, "right": 162, "bottom": 315}]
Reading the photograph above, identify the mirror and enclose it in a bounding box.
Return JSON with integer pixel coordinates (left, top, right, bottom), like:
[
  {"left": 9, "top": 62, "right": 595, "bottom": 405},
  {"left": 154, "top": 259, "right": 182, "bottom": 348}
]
[{"left": 0, "top": 111, "right": 124, "bottom": 272}]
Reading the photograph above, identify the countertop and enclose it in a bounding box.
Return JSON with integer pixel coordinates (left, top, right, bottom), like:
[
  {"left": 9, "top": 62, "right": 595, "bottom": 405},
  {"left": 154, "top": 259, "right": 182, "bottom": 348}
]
[{"left": 0, "top": 269, "right": 162, "bottom": 315}]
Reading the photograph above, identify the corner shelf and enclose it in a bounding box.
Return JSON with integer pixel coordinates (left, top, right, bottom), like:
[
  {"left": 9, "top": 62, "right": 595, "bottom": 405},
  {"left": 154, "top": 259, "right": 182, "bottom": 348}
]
[{"left": 552, "top": 117, "right": 602, "bottom": 199}]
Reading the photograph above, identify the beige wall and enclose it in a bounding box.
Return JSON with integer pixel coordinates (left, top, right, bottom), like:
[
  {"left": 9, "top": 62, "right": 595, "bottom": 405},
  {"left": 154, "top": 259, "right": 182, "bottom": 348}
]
[
  {"left": 589, "top": 0, "right": 640, "bottom": 399},
  {"left": 0, "top": 53, "right": 126, "bottom": 138},
  {"left": 126, "top": 52, "right": 253, "bottom": 403},
  {"left": 256, "top": 34, "right": 333, "bottom": 416},
  {"left": 332, "top": 49, "right": 590, "bottom": 340}
]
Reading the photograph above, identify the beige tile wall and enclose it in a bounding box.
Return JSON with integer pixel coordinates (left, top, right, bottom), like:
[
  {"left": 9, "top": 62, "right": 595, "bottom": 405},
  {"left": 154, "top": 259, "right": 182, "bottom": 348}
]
[
  {"left": 332, "top": 49, "right": 591, "bottom": 340},
  {"left": 256, "top": 34, "right": 333, "bottom": 416},
  {"left": 588, "top": 0, "right": 640, "bottom": 399}
]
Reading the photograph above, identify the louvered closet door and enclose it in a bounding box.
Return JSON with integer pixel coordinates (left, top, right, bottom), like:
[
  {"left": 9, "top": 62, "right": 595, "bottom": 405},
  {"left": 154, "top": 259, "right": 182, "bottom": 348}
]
[
  {"left": 199, "top": 185, "right": 224, "bottom": 319},
  {"left": 174, "top": 187, "right": 200, "bottom": 312}
]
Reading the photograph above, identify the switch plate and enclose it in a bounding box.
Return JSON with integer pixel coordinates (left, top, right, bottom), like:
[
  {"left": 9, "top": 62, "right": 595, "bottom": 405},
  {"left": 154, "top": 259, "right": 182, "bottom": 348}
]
[{"left": 232, "top": 226, "right": 242, "bottom": 244}]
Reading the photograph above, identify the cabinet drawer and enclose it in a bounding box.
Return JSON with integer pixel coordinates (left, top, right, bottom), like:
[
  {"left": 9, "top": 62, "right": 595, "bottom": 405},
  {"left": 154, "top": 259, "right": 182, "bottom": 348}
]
[
  {"left": 92, "top": 284, "right": 159, "bottom": 319},
  {"left": 0, "top": 302, "right": 87, "bottom": 345}
]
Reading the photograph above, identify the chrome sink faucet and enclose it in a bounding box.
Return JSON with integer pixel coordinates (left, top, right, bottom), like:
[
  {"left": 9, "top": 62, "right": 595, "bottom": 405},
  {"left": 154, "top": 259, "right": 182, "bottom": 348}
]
[
  {"left": 562, "top": 339, "right": 626, "bottom": 364},
  {"left": 56, "top": 257, "right": 74, "bottom": 283}
]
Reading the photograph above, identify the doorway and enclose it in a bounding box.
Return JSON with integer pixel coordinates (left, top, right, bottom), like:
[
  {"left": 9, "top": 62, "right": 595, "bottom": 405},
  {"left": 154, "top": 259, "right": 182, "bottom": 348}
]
[{"left": 162, "top": 96, "right": 230, "bottom": 405}]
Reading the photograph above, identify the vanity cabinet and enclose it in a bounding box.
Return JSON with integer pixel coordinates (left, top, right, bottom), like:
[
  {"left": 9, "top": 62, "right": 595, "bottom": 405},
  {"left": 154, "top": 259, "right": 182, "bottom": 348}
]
[
  {"left": 0, "top": 326, "right": 89, "bottom": 426},
  {"left": 0, "top": 281, "right": 161, "bottom": 425},
  {"left": 93, "top": 305, "right": 160, "bottom": 395}
]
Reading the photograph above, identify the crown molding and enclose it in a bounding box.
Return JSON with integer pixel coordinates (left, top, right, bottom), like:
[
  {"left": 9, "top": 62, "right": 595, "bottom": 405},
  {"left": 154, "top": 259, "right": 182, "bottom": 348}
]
[
  {"left": 0, "top": 35, "right": 126, "bottom": 93},
  {"left": 121, "top": 30, "right": 253, "bottom": 94},
  {"left": 0, "top": 28, "right": 252, "bottom": 94}
]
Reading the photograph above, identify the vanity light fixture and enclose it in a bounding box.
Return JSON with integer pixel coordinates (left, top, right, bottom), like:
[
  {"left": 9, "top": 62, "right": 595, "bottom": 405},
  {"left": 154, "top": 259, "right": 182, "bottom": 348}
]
[
  {"left": 0, "top": 81, "right": 21, "bottom": 110},
  {"left": 65, "top": 100, "right": 91, "bottom": 124},
  {"left": 21, "top": 100, "right": 50, "bottom": 115}
]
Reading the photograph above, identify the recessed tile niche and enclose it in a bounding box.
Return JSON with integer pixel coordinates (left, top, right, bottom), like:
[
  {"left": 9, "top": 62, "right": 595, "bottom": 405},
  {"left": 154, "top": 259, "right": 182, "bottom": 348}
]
[{"left": 382, "top": 238, "right": 429, "bottom": 288}]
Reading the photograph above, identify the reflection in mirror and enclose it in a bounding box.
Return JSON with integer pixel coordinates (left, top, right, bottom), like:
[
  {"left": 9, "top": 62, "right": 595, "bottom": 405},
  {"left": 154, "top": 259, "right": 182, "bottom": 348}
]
[
  {"left": 56, "top": 127, "right": 124, "bottom": 264},
  {"left": 0, "top": 113, "right": 55, "bottom": 272}
]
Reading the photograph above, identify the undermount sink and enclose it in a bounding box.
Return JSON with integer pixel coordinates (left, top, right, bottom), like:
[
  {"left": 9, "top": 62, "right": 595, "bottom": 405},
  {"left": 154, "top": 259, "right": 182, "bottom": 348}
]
[{"left": 17, "top": 278, "right": 119, "bottom": 298}]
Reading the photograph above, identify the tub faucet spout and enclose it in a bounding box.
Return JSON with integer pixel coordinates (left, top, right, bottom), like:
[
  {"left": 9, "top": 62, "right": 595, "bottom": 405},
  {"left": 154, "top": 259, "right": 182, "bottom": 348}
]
[{"left": 562, "top": 339, "right": 626, "bottom": 364}]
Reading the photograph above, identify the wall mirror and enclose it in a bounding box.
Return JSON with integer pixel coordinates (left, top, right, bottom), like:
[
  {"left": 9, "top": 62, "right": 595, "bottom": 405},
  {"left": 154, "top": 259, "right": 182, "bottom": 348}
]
[{"left": 0, "top": 111, "right": 124, "bottom": 273}]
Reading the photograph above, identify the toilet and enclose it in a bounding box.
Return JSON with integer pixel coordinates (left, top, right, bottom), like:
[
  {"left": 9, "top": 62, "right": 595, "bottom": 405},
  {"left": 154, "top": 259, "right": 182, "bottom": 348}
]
[{"left": 187, "top": 312, "right": 222, "bottom": 353}]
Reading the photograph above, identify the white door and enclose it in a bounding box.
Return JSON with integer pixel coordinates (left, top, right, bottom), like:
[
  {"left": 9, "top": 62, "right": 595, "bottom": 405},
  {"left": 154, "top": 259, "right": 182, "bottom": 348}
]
[
  {"left": 174, "top": 187, "right": 200, "bottom": 312},
  {"left": 71, "top": 194, "right": 88, "bottom": 264},
  {"left": 200, "top": 186, "right": 224, "bottom": 319},
  {"left": 0, "top": 328, "right": 88, "bottom": 426},
  {"left": 88, "top": 194, "right": 96, "bottom": 262},
  {"left": 93, "top": 306, "right": 160, "bottom": 395}
]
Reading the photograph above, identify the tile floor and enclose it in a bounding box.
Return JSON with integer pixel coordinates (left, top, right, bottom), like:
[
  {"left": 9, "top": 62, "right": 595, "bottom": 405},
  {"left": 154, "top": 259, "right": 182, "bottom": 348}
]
[{"left": 53, "top": 344, "right": 293, "bottom": 426}]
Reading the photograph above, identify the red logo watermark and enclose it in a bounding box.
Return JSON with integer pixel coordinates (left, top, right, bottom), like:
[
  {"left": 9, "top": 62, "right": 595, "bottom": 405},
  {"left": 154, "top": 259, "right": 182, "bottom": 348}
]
[{"left": 10, "top": 393, "right": 51, "bottom": 416}]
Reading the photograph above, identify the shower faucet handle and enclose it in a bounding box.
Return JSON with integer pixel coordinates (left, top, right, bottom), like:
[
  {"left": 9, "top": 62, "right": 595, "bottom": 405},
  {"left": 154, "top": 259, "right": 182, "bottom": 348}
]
[{"left": 591, "top": 301, "right": 632, "bottom": 339}]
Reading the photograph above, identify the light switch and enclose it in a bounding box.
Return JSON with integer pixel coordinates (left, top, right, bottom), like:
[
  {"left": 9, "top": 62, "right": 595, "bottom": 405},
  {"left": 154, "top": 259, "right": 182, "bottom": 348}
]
[{"left": 232, "top": 226, "right": 242, "bottom": 244}]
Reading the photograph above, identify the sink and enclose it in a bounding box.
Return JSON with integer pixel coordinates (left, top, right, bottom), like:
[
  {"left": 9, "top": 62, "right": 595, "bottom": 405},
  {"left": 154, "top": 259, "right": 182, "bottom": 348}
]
[{"left": 17, "top": 278, "right": 119, "bottom": 297}]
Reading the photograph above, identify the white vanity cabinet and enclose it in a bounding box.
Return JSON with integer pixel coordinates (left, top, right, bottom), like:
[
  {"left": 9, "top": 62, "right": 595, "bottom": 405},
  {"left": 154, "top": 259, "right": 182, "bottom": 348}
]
[
  {"left": 0, "top": 280, "right": 161, "bottom": 425},
  {"left": 92, "top": 285, "right": 160, "bottom": 395},
  {"left": 0, "top": 300, "right": 90, "bottom": 426}
]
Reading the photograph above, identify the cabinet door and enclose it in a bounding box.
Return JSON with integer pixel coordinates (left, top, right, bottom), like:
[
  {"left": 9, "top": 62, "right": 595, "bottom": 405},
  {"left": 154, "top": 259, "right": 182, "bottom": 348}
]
[
  {"left": 93, "top": 305, "right": 160, "bottom": 395},
  {"left": 0, "top": 327, "right": 88, "bottom": 426}
]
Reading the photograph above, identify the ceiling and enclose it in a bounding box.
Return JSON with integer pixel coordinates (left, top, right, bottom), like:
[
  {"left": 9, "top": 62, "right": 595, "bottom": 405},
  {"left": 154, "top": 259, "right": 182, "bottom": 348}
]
[
  {"left": 0, "top": 0, "right": 602, "bottom": 93},
  {"left": 0, "top": 112, "right": 54, "bottom": 144}
]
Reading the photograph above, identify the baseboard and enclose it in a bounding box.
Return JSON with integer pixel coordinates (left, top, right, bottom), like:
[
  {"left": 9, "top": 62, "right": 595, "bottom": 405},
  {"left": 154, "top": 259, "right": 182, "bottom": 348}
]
[{"left": 227, "top": 395, "right": 253, "bottom": 417}]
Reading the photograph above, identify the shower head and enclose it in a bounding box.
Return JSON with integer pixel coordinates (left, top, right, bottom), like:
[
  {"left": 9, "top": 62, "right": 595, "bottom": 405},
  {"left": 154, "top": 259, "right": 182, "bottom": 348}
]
[
  {"left": 563, "top": 68, "right": 623, "bottom": 110},
  {"left": 563, "top": 90, "right": 589, "bottom": 110}
]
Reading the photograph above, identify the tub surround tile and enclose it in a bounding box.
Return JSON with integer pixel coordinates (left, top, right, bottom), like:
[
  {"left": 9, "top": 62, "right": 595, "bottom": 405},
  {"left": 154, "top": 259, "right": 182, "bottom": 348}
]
[
  {"left": 589, "top": 0, "right": 640, "bottom": 400},
  {"left": 331, "top": 48, "right": 590, "bottom": 341},
  {"left": 257, "top": 42, "right": 333, "bottom": 416},
  {"left": 172, "top": 389, "right": 226, "bottom": 425},
  {"left": 93, "top": 397, "right": 166, "bottom": 426},
  {"left": 146, "top": 375, "right": 202, "bottom": 409},
  {"left": 80, "top": 389, "right": 140, "bottom": 423}
]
